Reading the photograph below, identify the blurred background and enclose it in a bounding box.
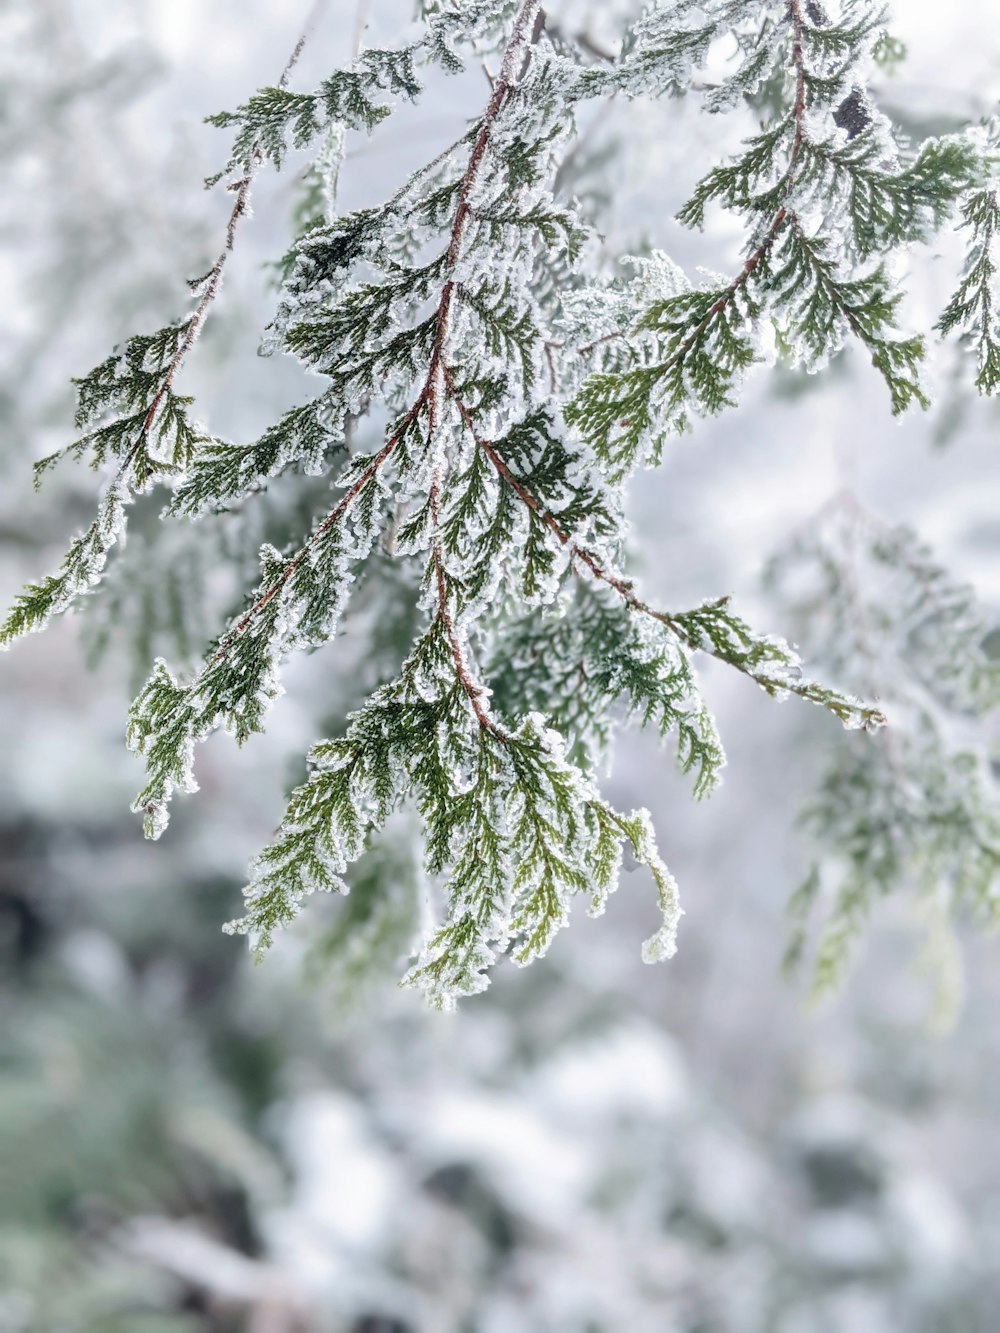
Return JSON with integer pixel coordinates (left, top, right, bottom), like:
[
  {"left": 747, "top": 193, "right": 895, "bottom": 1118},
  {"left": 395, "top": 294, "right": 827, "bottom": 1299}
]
[{"left": 1, "top": 2, "right": 999, "bottom": 1329}]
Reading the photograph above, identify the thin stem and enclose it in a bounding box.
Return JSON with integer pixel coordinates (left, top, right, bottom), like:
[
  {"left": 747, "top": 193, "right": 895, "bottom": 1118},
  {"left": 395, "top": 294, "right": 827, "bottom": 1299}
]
[
  {"left": 650, "top": 207, "right": 790, "bottom": 377},
  {"left": 576, "top": 330, "right": 627, "bottom": 357},
  {"left": 212, "top": 429, "right": 403, "bottom": 662},
  {"left": 429, "top": 478, "right": 506, "bottom": 738}
]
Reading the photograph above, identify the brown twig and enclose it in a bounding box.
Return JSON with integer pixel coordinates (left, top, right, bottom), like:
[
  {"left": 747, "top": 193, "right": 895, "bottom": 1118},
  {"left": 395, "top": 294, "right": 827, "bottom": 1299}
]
[
  {"left": 429, "top": 478, "right": 506, "bottom": 737},
  {"left": 473, "top": 430, "right": 699, "bottom": 640},
  {"left": 212, "top": 429, "right": 403, "bottom": 661},
  {"left": 575, "top": 330, "right": 627, "bottom": 357},
  {"left": 473, "top": 427, "right": 884, "bottom": 727}
]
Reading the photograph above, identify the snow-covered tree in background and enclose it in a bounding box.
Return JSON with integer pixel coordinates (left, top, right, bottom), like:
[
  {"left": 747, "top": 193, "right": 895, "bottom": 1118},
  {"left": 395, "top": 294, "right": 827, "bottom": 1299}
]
[{"left": 3, "top": 0, "right": 999, "bottom": 1007}]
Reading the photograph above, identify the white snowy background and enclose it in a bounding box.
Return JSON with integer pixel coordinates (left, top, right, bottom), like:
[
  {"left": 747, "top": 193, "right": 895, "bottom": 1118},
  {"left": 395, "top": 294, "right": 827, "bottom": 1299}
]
[{"left": 1, "top": 2, "right": 999, "bottom": 1330}]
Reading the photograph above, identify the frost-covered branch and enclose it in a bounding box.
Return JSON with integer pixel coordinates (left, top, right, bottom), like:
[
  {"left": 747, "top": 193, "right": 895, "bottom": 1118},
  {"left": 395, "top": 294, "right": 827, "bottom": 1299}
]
[
  {"left": 5, "top": 0, "right": 997, "bottom": 1004},
  {"left": 938, "top": 122, "right": 1000, "bottom": 395},
  {"left": 566, "top": 0, "right": 979, "bottom": 474}
]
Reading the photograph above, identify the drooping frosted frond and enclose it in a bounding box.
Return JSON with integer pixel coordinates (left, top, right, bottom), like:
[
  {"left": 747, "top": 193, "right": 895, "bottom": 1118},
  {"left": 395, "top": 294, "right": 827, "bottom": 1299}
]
[
  {"left": 0, "top": 320, "right": 211, "bottom": 649},
  {"left": 0, "top": 476, "right": 131, "bottom": 647},
  {"left": 768, "top": 499, "right": 1000, "bottom": 991},
  {"left": 128, "top": 439, "right": 396, "bottom": 836},
  {"left": 166, "top": 396, "right": 347, "bottom": 518},
  {"left": 615, "top": 0, "right": 773, "bottom": 103}
]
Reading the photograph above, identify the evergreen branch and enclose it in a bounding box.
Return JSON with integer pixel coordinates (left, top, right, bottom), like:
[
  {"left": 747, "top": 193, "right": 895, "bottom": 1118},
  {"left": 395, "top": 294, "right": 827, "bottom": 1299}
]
[
  {"left": 128, "top": 0, "right": 546, "bottom": 839},
  {"left": 769, "top": 493, "right": 1000, "bottom": 992},
  {"left": 567, "top": 0, "right": 976, "bottom": 466},
  {"left": 476, "top": 433, "right": 885, "bottom": 731},
  {"left": 0, "top": 480, "right": 128, "bottom": 647},
  {"left": 209, "top": 431, "right": 404, "bottom": 666},
  {"left": 12, "top": 0, "right": 994, "bottom": 1007},
  {"left": 166, "top": 396, "right": 349, "bottom": 518},
  {"left": 566, "top": 1, "right": 814, "bottom": 469},
  {"left": 773, "top": 223, "right": 927, "bottom": 413}
]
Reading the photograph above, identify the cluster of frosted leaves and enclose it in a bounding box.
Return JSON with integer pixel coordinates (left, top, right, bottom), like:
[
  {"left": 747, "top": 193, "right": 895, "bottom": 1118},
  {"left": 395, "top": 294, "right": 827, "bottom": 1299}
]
[
  {"left": 128, "top": 439, "right": 398, "bottom": 838},
  {"left": 937, "top": 121, "right": 1000, "bottom": 396},
  {"left": 489, "top": 581, "right": 726, "bottom": 786},
  {"left": 607, "top": 0, "right": 780, "bottom": 105},
  {"left": 490, "top": 577, "right": 882, "bottom": 775},
  {"left": 660, "top": 592, "right": 885, "bottom": 727},
  {"left": 2, "top": 0, "right": 575, "bottom": 655},
  {"left": 83, "top": 470, "right": 340, "bottom": 687},
  {"left": 177, "top": 70, "right": 592, "bottom": 527},
  {"left": 557, "top": 252, "right": 689, "bottom": 361},
  {"left": 223, "top": 617, "right": 683, "bottom": 1010},
  {"left": 566, "top": 0, "right": 982, "bottom": 476},
  {"left": 223, "top": 528, "right": 882, "bottom": 1006},
  {"left": 766, "top": 500, "right": 1000, "bottom": 992},
  {"left": 0, "top": 320, "right": 208, "bottom": 647},
  {"left": 168, "top": 395, "right": 348, "bottom": 518}
]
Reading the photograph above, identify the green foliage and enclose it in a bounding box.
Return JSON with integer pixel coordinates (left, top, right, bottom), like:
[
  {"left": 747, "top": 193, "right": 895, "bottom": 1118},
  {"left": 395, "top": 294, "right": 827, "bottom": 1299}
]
[
  {"left": 0, "top": 476, "right": 130, "bottom": 647},
  {"left": 206, "top": 47, "right": 424, "bottom": 174},
  {"left": 1, "top": 321, "right": 208, "bottom": 647},
  {"left": 38, "top": 321, "right": 200, "bottom": 483},
  {"left": 167, "top": 397, "right": 347, "bottom": 518}
]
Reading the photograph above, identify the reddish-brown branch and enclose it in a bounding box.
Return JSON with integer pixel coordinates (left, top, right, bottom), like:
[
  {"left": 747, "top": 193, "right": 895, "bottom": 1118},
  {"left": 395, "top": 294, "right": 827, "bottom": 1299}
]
[
  {"left": 212, "top": 427, "right": 404, "bottom": 662},
  {"left": 439, "top": 363, "right": 680, "bottom": 633},
  {"left": 141, "top": 177, "right": 252, "bottom": 441},
  {"left": 787, "top": 0, "right": 809, "bottom": 180},
  {"left": 476, "top": 430, "right": 884, "bottom": 726},
  {"left": 575, "top": 330, "right": 627, "bottom": 357},
  {"left": 679, "top": 1, "right": 808, "bottom": 343},
  {"left": 428, "top": 479, "right": 506, "bottom": 738},
  {"left": 473, "top": 433, "right": 701, "bottom": 635}
]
